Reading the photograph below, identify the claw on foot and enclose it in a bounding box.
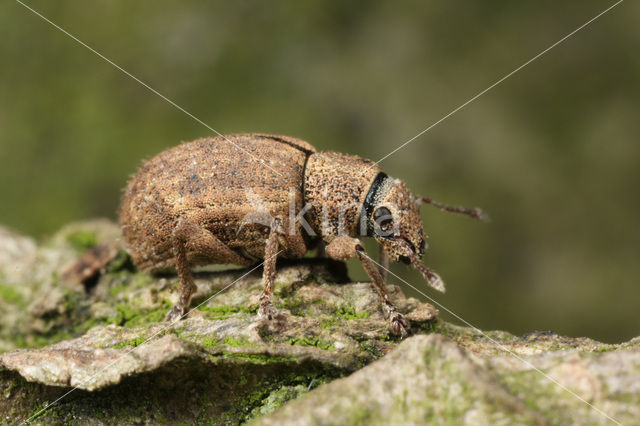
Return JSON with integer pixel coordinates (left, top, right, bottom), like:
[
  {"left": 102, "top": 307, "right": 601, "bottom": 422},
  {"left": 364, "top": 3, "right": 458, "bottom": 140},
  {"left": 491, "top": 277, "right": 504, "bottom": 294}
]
[
  {"left": 164, "top": 305, "right": 184, "bottom": 323},
  {"left": 259, "top": 301, "right": 278, "bottom": 320},
  {"left": 380, "top": 299, "right": 409, "bottom": 336},
  {"left": 258, "top": 293, "right": 278, "bottom": 320},
  {"left": 390, "top": 312, "right": 409, "bottom": 337}
]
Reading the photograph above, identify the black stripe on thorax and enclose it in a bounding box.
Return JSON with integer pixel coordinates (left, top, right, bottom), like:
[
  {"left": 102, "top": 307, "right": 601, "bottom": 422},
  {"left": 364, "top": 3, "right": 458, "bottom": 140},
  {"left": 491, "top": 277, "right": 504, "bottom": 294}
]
[{"left": 361, "top": 172, "right": 389, "bottom": 234}]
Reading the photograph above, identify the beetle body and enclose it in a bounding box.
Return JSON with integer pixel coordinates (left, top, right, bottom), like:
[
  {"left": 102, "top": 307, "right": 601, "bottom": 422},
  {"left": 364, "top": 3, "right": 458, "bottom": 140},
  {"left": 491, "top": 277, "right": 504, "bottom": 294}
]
[
  {"left": 121, "top": 134, "right": 314, "bottom": 272},
  {"left": 120, "top": 133, "right": 485, "bottom": 335}
]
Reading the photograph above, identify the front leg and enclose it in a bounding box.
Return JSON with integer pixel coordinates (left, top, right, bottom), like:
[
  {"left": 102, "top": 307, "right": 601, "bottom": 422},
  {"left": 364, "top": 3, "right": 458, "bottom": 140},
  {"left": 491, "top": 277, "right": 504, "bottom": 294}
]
[
  {"left": 378, "top": 245, "right": 389, "bottom": 283},
  {"left": 326, "top": 236, "right": 409, "bottom": 336},
  {"left": 258, "top": 217, "right": 283, "bottom": 320}
]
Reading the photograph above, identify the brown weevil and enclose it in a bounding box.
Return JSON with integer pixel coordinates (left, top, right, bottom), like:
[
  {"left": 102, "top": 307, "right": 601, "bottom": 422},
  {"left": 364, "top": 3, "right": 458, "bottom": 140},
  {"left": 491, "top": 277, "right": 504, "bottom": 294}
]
[{"left": 119, "top": 134, "right": 487, "bottom": 335}]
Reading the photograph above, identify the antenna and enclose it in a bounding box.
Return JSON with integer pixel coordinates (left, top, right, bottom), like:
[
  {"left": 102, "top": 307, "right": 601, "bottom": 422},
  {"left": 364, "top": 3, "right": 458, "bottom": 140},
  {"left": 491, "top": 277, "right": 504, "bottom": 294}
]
[{"left": 418, "top": 197, "right": 490, "bottom": 222}]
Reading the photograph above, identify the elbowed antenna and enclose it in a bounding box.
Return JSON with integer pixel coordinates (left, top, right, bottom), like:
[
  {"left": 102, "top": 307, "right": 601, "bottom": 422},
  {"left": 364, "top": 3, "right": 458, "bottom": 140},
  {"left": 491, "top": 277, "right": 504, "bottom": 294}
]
[
  {"left": 395, "top": 237, "right": 446, "bottom": 293},
  {"left": 407, "top": 249, "right": 446, "bottom": 293},
  {"left": 416, "top": 196, "right": 490, "bottom": 222}
]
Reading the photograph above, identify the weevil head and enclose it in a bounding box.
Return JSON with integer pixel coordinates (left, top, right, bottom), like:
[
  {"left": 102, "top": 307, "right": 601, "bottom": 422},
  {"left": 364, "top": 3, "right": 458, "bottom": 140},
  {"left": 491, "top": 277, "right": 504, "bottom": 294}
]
[
  {"left": 368, "top": 177, "right": 426, "bottom": 263},
  {"left": 366, "top": 175, "right": 445, "bottom": 292}
]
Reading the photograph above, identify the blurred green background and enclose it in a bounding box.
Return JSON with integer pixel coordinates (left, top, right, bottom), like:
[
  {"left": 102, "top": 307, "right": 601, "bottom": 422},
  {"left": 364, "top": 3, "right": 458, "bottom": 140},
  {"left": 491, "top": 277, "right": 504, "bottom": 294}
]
[{"left": 1, "top": 0, "right": 638, "bottom": 343}]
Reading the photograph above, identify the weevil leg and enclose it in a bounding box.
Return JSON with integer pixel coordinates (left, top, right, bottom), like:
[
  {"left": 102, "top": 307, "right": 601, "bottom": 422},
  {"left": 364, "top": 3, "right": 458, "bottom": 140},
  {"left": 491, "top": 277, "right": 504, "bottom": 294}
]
[
  {"left": 325, "top": 236, "right": 409, "bottom": 336},
  {"left": 315, "top": 241, "right": 326, "bottom": 258},
  {"left": 174, "top": 217, "right": 251, "bottom": 266},
  {"left": 258, "top": 217, "right": 283, "bottom": 320},
  {"left": 165, "top": 226, "right": 196, "bottom": 322},
  {"left": 378, "top": 245, "right": 389, "bottom": 283},
  {"left": 282, "top": 224, "right": 307, "bottom": 258},
  {"left": 165, "top": 218, "right": 251, "bottom": 322}
]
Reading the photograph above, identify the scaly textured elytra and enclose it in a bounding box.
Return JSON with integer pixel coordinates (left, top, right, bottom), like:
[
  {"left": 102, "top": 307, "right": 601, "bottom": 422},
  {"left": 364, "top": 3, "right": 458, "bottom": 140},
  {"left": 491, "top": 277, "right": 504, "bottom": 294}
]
[{"left": 119, "top": 134, "right": 487, "bottom": 336}]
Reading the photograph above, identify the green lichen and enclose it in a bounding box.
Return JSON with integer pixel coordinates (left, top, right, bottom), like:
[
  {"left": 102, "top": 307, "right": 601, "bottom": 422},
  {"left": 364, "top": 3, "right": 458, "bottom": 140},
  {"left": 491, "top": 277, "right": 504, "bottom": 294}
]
[
  {"left": 279, "top": 297, "right": 306, "bottom": 315},
  {"left": 26, "top": 402, "right": 49, "bottom": 423},
  {"left": 66, "top": 230, "right": 98, "bottom": 251},
  {"left": 223, "top": 336, "right": 259, "bottom": 348},
  {"left": 198, "top": 335, "right": 261, "bottom": 350},
  {"left": 359, "top": 340, "right": 384, "bottom": 358},
  {"left": 272, "top": 281, "right": 290, "bottom": 293},
  {"left": 221, "top": 352, "right": 298, "bottom": 364},
  {"left": 239, "top": 367, "right": 341, "bottom": 424},
  {"left": 108, "top": 272, "right": 154, "bottom": 298},
  {"left": 548, "top": 343, "right": 567, "bottom": 351},
  {"left": 1, "top": 358, "right": 344, "bottom": 425},
  {"left": 431, "top": 320, "right": 486, "bottom": 344},
  {"left": 417, "top": 321, "right": 437, "bottom": 333},
  {"left": 247, "top": 384, "right": 307, "bottom": 419},
  {"left": 198, "top": 304, "right": 258, "bottom": 319},
  {"left": 280, "top": 298, "right": 330, "bottom": 317},
  {"left": 112, "top": 335, "right": 148, "bottom": 349},
  {"left": 106, "top": 249, "right": 135, "bottom": 273},
  {"left": 497, "top": 369, "right": 563, "bottom": 422},
  {"left": 113, "top": 302, "right": 170, "bottom": 327},
  {"left": 0, "top": 283, "right": 24, "bottom": 306},
  {"left": 201, "top": 336, "right": 221, "bottom": 348},
  {"left": 14, "top": 287, "right": 115, "bottom": 349},
  {"left": 286, "top": 336, "right": 335, "bottom": 351},
  {"left": 320, "top": 317, "right": 339, "bottom": 329},
  {"left": 335, "top": 305, "right": 370, "bottom": 320}
]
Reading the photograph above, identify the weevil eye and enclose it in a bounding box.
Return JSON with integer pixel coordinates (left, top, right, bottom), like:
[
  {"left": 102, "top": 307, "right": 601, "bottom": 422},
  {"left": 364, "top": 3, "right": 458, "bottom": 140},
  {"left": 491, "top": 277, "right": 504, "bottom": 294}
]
[{"left": 373, "top": 206, "right": 393, "bottom": 235}]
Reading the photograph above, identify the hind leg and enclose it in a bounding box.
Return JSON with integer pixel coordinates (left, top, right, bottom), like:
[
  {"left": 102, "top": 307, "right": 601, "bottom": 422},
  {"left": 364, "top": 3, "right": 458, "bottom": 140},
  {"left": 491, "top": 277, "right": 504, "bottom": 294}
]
[
  {"left": 258, "top": 217, "right": 284, "bottom": 320},
  {"left": 164, "top": 217, "right": 251, "bottom": 322}
]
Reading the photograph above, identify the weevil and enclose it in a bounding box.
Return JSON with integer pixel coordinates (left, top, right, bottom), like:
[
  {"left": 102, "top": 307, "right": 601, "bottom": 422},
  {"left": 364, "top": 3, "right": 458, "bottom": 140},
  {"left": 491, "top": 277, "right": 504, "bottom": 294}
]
[{"left": 119, "top": 134, "right": 487, "bottom": 335}]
